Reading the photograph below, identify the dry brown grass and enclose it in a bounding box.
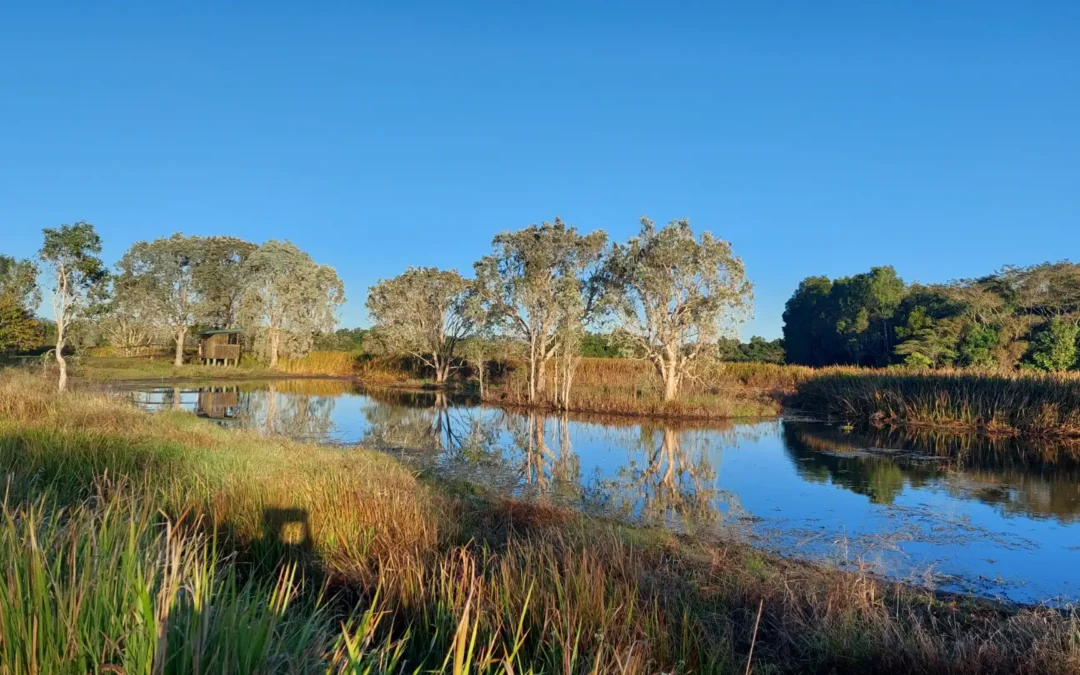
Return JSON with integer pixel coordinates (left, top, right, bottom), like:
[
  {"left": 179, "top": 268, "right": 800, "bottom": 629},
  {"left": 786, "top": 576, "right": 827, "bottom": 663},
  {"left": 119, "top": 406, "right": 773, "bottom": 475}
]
[
  {"left": 793, "top": 367, "right": 1080, "bottom": 437},
  {"left": 483, "top": 358, "right": 814, "bottom": 419},
  {"left": 276, "top": 350, "right": 359, "bottom": 376}
]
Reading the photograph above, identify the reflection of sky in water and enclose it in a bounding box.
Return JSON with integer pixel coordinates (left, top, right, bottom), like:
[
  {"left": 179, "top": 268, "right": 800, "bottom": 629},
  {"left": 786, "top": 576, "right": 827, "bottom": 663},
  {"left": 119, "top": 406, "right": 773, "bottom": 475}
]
[{"left": 128, "top": 381, "right": 1080, "bottom": 605}]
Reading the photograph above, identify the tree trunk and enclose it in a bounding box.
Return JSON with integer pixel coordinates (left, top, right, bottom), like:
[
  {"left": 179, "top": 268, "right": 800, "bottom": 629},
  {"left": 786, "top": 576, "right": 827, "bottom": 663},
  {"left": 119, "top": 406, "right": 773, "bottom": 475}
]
[
  {"left": 55, "top": 319, "right": 67, "bottom": 392},
  {"left": 527, "top": 338, "right": 538, "bottom": 404},
  {"left": 434, "top": 354, "right": 450, "bottom": 385},
  {"left": 536, "top": 346, "right": 547, "bottom": 399},
  {"left": 268, "top": 328, "right": 280, "bottom": 368},
  {"left": 659, "top": 354, "right": 680, "bottom": 402},
  {"left": 657, "top": 345, "right": 681, "bottom": 403},
  {"left": 477, "top": 359, "right": 484, "bottom": 398},
  {"left": 663, "top": 371, "right": 679, "bottom": 402},
  {"left": 55, "top": 349, "right": 67, "bottom": 392},
  {"left": 173, "top": 327, "right": 187, "bottom": 366}
]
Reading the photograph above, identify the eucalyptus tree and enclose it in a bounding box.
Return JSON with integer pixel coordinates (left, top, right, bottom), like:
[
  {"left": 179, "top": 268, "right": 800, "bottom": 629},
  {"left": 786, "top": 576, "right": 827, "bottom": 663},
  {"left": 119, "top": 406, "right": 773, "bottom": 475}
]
[
  {"left": 605, "top": 217, "right": 752, "bottom": 402},
  {"left": 116, "top": 234, "right": 203, "bottom": 366},
  {"left": 474, "top": 218, "right": 607, "bottom": 404},
  {"left": 38, "top": 222, "right": 109, "bottom": 391},
  {"left": 366, "top": 267, "right": 479, "bottom": 385},
  {"left": 196, "top": 236, "right": 258, "bottom": 328},
  {"left": 116, "top": 234, "right": 258, "bottom": 364},
  {"left": 239, "top": 240, "right": 345, "bottom": 368}
]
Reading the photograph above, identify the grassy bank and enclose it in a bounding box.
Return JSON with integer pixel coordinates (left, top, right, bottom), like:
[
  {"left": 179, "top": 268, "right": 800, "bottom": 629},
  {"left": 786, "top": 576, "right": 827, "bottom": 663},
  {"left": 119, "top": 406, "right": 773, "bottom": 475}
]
[
  {"left": 480, "top": 359, "right": 812, "bottom": 420},
  {"left": 1, "top": 373, "right": 1078, "bottom": 673},
  {"left": 793, "top": 369, "right": 1080, "bottom": 437},
  {"left": 74, "top": 350, "right": 359, "bottom": 381}
]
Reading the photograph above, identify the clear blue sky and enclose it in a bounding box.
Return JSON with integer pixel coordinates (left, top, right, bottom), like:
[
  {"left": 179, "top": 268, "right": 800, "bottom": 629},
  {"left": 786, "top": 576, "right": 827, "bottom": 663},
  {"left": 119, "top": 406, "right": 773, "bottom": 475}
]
[{"left": 2, "top": 2, "right": 1077, "bottom": 338}]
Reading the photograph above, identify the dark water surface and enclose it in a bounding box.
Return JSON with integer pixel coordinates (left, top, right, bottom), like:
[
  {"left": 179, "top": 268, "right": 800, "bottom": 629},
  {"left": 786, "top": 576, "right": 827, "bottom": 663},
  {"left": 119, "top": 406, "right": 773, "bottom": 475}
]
[{"left": 127, "top": 379, "right": 1080, "bottom": 605}]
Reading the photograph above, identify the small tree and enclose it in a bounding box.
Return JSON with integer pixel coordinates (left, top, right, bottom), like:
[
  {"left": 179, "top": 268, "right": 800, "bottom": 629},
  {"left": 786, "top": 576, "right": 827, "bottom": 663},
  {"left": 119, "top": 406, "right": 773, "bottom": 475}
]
[
  {"left": 606, "top": 217, "right": 752, "bottom": 402},
  {"left": 239, "top": 241, "right": 345, "bottom": 368},
  {"left": 367, "top": 267, "right": 478, "bottom": 385},
  {"left": 39, "top": 222, "right": 108, "bottom": 390},
  {"left": 474, "top": 218, "right": 607, "bottom": 404}
]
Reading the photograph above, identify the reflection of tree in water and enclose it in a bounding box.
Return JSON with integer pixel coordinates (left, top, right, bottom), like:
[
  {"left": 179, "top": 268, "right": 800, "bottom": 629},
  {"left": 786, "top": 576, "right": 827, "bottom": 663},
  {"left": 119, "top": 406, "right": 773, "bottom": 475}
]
[
  {"left": 594, "top": 424, "right": 723, "bottom": 530},
  {"left": 783, "top": 422, "right": 1080, "bottom": 521},
  {"left": 503, "top": 413, "right": 581, "bottom": 495},
  {"left": 782, "top": 423, "right": 942, "bottom": 505},
  {"left": 359, "top": 392, "right": 503, "bottom": 462},
  {"left": 232, "top": 382, "right": 337, "bottom": 441}
]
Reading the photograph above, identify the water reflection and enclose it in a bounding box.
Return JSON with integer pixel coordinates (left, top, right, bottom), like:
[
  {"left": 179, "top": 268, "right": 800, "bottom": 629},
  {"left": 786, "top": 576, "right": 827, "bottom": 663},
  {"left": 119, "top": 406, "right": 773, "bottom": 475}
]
[
  {"left": 196, "top": 386, "right": 240, "bottom": 422},
  {"left": 125, "top": 380, "right": 1080, "bottom": 603},
  {"left": 783, "top": 424, "right": 944, "bottom": 505},
  {"left": 788, "top": 423, "right": 1080, "bottom": 522},
  {"left": 592, "top": 426, "right": 720, "bottom": 530}
]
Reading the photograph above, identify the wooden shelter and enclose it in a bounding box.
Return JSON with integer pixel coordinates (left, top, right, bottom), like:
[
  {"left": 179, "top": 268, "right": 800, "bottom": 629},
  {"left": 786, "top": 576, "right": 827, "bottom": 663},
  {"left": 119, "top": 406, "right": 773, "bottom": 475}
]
[{"left": 198, "top": 329, "right": 242, "bottom": 366}]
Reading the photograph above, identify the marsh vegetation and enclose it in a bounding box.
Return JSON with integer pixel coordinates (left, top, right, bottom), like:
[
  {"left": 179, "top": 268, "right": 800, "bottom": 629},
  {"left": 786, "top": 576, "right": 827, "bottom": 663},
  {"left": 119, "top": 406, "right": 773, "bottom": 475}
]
[{"left": 4, "top": 372, "right": 1080, "bottom": 673}]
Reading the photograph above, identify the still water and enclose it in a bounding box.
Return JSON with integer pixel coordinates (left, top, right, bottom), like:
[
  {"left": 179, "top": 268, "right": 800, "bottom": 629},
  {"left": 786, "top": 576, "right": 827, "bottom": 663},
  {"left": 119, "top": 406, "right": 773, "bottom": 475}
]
[{"left": 128, "top": 379, "right": 1080, "bottom": 605}]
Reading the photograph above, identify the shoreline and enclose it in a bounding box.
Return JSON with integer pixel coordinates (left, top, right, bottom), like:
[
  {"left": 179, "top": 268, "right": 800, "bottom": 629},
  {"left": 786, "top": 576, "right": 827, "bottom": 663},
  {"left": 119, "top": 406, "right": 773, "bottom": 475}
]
[{"left": 93, "top": 369, "right": 1080, "bottom": 443}]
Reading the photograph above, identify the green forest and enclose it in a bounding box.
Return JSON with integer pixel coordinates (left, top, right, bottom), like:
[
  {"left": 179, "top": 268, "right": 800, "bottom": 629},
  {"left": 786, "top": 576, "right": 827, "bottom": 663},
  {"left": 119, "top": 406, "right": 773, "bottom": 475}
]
[{"left": 782, "top": 262, "right": 1080, "bottom": 371}]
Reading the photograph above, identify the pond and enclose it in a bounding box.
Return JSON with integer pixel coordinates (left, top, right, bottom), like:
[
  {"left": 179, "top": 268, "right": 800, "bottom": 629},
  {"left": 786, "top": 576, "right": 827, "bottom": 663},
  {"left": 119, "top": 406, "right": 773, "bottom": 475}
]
[{"left": 126, "top": 379, "right": 1080, "bottom": 605}]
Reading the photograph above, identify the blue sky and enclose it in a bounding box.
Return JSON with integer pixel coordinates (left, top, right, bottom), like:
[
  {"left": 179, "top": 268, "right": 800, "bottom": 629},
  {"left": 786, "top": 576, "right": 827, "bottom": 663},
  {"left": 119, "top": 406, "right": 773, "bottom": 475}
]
[{"left": 2, "top": 2, "right": 1077, "bottom": 338}]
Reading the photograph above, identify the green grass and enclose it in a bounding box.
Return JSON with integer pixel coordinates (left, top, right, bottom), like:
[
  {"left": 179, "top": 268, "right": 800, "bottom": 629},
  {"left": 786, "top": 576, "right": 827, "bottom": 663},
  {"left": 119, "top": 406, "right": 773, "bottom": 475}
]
[{"left": 2, "top": 371, "right": 1079, "bottom": 673}]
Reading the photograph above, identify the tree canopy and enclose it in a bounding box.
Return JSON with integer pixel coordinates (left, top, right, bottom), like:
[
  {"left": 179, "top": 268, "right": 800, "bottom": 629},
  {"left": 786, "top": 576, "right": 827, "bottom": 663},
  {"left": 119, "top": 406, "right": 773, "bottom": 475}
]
[
  {"left": 115, "top": 234, "right": 259, "bottom": 365},
  {"left": 474, "top": 218, "right": 607, "bottom": 403},
  {"left": 366, "top": 267, "right": 479, "bottom": 383},
  {"left": 783, "top": 261, "right": 1080, "bottom": 372},
  {"left": 115, "top": 234, "right": 203, "bottom": 366},
  {"left": 238, "top": 240, "right": 345, "bottom": 367},
  {"left": 605, "top": 218, "right": 752, "bottom": 401}
]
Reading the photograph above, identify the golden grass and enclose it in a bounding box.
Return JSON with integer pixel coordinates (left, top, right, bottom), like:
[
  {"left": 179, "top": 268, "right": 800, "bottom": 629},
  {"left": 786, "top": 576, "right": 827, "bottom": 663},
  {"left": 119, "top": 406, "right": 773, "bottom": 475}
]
[
  {"left": 74, "top": 351, "right": 360, "bottom": 381},
  {"left": 2, "top": 370, "right": 1079, "bottom": 672},
  {"left": 793, "top": 368, "right": 1080, "bottom": 437},
  {"left": 276, "top": 350, "right": 359, "bottom": 376},
  {"left": 482, "top": 358, "right": 813, "bottom": 419}
]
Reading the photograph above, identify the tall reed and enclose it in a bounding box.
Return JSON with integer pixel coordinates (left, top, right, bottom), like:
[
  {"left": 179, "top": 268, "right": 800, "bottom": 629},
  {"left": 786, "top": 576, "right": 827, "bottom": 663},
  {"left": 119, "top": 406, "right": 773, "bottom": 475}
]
[
  {"left": 277, "top": 350, "right": 359, "bottom": 376},
  {"left": 793, "top": 368, "right": 1080, "bottom": 436}
]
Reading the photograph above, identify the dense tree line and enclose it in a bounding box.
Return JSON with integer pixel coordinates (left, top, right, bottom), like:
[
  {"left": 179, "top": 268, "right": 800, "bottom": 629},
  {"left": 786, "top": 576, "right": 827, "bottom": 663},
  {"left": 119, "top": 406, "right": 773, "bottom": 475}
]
[
  {"left": 716, "top": 336, "right": 785, "bottom": 364},
  {"left": 783, "top": 262, "right": 1080, "bottom": 371},
  {"left": 367, "top": 217, "right": 753, "bottom": 404},
  {"left": 1, "top": 223, "right": 345, "bottom": 390}
]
